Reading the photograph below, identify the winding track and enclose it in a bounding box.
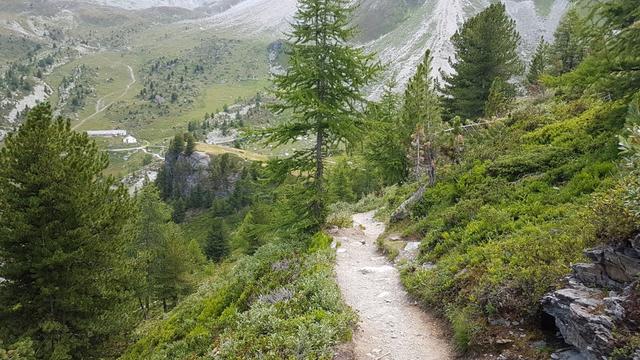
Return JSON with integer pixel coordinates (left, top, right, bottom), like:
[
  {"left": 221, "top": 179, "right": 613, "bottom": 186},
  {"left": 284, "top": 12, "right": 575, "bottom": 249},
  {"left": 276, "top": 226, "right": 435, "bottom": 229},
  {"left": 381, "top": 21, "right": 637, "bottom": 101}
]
[{"left": 72, "top": 64, "right": 136, "bottom": 130}]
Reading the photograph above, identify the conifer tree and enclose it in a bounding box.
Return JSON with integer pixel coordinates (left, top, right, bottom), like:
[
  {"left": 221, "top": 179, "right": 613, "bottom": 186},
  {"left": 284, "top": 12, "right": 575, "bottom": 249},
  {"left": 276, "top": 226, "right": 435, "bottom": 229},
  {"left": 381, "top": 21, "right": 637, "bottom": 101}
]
[
  {"left": 551, "top": 9, "right": 586, "bottom": 75},
  {"left": 527, "top": 37, "right": 549, "bottom": 86},
  {"left": 131, "top": 185, "right": 201, "bottom": 314},
  {"left": 391, "top": 50, "right": 443, "bottom": 222},
  {"left": 0, "top": 103, "right": 134, "bottom": 358},
  {"left": 184, "top": 133, "right": 196, "bottom": 156},
  {"left": 442, "top": 3, "right": 522, "bottom": 120},
  {"left": 404, "top": 49, "right": 442, "bottom": 186},
  {"left": 362, "top": 83, "right": 408, "bottom": 185},
  {"left": 205, "top": 219, "right": 230, "bottom": 262},
  {"left": 267, "top": 0, "right": 381, "bottom": 227}
]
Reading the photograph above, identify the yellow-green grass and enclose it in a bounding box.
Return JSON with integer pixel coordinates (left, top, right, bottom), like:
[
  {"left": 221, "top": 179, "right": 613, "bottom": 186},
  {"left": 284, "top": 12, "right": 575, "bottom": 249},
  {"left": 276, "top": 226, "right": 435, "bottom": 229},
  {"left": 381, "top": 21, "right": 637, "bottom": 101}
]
[
  {"left": 134, "top": 80, "right": 270, "bottom": 141},
  {"left": 196, "top": 142, "right": 268, "bottom": 162}
]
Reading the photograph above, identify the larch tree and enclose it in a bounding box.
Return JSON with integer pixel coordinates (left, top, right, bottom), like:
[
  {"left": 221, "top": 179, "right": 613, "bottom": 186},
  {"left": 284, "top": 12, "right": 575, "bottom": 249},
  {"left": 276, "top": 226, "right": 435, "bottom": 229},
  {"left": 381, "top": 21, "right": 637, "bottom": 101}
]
[
  {"left": 131, "top": 185, "right": 202, "bottom": 315},
  {"left": 0, "top": 103, "right": 134, "bottom": 358},
  {"left": 205, "top": 218, "right": 230, "bottom": 262},
  {"left": 391, "top": 50, "right": 444, "bottom": 222},
  {"left": 442, "top": 3, "right": 522, "bottom": 120},
  {"left": 267, "top": 0, "right": 381, "bottom": 227}
]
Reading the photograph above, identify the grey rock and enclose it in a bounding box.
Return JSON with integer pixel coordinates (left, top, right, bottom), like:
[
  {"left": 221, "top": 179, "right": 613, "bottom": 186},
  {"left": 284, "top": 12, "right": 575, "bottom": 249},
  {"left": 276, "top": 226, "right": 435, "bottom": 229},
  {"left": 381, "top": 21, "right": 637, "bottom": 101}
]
[
  {"left": 544, "top": 244, "right": 640, "bottom": 360},
  {"left": 551, "top": 348, "right": 587, "bottom": 360},
  {"left": 543, "top": 285, "right": 613, "bottom": 360},
  {"left": 584, "top": 247, "right": 640, "bottom": 285}
]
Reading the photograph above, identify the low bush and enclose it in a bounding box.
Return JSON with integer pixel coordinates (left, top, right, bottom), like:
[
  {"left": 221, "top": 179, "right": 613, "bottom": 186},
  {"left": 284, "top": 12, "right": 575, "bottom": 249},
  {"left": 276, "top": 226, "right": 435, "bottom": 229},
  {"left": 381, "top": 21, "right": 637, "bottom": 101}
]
[
  {"left": 122, "top": 242, "right": 355, "bottom": 359},
  {"left": 394, "top": 99, "right": 625, "bottom": 350}
]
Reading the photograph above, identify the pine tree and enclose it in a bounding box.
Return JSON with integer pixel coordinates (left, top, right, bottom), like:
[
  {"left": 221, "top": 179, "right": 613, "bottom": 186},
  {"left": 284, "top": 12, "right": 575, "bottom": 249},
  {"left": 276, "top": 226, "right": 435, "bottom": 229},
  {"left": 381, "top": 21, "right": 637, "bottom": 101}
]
[
  {"left": 362, "top": 82, "right": 409, "bottom": 185},
  {"left": 0, "top": 103, "right": 134, "bottom": 358},
  {"left": 527, "top": 37, "right": 549, "bottom": 86},
  {"left": 403, "top": 50, "right": 443, "bottom": 186},
  {"left": 442, "top": 3, "right": 522, "bottom": 120},
  {"left": 551, "top": 9, "right": 586, "bottom": 75},
  {"left": 184, "top": 133, "right": 196, "bottom": 156},
  {"left": 267, "top": 0, "right": 381, "bottom": 228},
  {"left": 205, "top": 219, "right": 230, "bottom": 262}
]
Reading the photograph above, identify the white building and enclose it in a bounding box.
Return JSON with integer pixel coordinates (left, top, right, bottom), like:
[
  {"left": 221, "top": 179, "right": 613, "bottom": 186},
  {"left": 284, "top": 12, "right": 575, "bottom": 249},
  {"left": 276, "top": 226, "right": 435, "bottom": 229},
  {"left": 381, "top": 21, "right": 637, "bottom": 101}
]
[
  {"left": 87, "top": 130, "right": 127, "bottom": 137},
  {"left": 123, "top": 135, "right": 138, "bottom": 144}
]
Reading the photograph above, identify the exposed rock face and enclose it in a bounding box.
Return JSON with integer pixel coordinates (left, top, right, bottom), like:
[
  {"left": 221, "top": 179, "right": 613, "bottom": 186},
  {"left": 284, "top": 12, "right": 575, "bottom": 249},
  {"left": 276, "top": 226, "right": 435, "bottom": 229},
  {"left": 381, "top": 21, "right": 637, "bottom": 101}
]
[
  {"left": 167, "top": 151, "right": 212, "bottom": 198},
  {"left": 543, "top": 237, "right": 640, "bottom": 360},
  {"left": 159, "top": 150, "right": 243, "bottom": 204}
]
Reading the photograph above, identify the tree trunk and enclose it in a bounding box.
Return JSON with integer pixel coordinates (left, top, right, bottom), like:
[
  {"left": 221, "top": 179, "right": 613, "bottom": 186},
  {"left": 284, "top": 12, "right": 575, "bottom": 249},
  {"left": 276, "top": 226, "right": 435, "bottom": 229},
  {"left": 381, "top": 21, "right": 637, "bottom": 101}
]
[
  {"left": 390, "top": 183, "right": 429, "bottom": 223},
  {"left": 425, "top": 141, "right": 436, "bottom": 186},
  {"left": 312, "top": 127, "right": 325, "bottom": 221}
]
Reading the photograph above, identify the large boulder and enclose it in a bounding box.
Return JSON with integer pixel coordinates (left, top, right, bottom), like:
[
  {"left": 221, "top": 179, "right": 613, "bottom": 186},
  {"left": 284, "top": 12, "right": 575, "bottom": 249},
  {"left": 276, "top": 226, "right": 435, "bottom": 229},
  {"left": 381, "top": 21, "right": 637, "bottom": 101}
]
[{"left": 543, "top": 244, "right": 640, "bottom": 359}]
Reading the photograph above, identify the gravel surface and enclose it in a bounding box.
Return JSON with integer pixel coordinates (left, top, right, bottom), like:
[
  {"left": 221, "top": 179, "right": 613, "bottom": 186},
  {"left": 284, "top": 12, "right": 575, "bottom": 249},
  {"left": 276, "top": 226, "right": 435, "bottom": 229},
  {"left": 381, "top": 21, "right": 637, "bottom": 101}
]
[{"left": 332, "top": 211, "right": 453, "bottom": 360}]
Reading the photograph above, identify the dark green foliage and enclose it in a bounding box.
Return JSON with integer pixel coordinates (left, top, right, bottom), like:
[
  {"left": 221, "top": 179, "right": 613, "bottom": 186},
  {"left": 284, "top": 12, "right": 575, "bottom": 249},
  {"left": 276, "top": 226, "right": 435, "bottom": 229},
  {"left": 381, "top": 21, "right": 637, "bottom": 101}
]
[
  {"left": 442, "top": 3, "right": 523, "bottom": 120},
  {"left": 484, "top": 77, "right": 516, "bottom": 118},
  {"left": 361, "top": 86, "right": 410, "bottom": 185},
  {"left": 267, "top": 0, "right": 381, "bottom": 227},
  {"left": 0, "top": 103, "right": 134, "bottom": 358},
  {"left": 527, "top": 37, "right": 550, "bottom": 86},
  {"left": 551, "top": 9, "right": 586, "bottom": 75},
  {"left": 121, "top": 242, "right": 355, "bottom": 360},
  {"left": 184, "top": 133, "right": 196, "bottom": 156},
  {"left": 205, "top": 219, "right": 230, "bottom": 262},
  {"left": 172, "top": 198, "right": 186, "bottom": 223},
  {"left": 131, "top": 186, "right": 203, "bottom": 315}
]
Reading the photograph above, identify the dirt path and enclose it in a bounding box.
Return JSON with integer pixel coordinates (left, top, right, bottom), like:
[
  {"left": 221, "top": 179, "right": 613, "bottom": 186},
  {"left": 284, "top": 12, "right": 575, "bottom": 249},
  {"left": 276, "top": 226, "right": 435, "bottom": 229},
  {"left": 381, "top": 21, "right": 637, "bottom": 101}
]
[
  {"left": 73, "top": 64, "right": 136, "bottom": 130},
  {"left": 332, "top": 211, "right": 453, "bottom": 360}
]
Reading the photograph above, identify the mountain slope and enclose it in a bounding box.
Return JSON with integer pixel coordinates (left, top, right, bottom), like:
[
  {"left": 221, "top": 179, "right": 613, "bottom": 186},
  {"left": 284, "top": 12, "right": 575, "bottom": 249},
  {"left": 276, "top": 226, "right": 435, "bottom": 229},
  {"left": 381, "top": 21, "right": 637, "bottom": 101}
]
[{"left": 189, "top": 0, "right": 569, "bottom": 93}]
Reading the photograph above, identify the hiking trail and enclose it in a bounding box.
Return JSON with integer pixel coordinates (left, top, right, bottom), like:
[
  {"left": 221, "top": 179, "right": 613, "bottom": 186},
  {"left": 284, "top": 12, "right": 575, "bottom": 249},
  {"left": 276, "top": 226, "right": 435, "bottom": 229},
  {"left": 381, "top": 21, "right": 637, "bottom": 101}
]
[{"left": 332, "top": 211, "right": 453, "bottom": 360}]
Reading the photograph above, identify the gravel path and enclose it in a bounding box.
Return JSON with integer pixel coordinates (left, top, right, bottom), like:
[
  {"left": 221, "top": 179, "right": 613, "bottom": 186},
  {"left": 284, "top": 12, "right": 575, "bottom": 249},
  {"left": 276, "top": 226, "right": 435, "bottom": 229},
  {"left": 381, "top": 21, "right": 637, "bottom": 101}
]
[{"left": 332, "top": 211, "right": 453, "bottom": 360}]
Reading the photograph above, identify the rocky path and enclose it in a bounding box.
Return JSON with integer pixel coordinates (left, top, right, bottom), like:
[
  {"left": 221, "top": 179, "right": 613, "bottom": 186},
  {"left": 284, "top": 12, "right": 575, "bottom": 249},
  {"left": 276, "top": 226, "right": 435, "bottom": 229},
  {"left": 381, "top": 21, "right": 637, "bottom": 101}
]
[{"left": 332, "top": 211, "right": 453, "bottom": 360}]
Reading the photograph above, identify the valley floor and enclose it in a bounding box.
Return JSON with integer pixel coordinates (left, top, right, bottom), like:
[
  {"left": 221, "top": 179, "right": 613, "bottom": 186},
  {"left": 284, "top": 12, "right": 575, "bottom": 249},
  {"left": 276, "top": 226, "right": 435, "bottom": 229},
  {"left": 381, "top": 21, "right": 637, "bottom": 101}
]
[{"left": 331, "top": 212, "right": 453, "bottom": 360}]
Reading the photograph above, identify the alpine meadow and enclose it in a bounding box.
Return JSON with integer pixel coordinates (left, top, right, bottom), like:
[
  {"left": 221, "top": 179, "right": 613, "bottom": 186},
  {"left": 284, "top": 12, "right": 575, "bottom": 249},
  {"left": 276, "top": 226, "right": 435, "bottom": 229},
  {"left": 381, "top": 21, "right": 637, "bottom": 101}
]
[{"left": 1, "top": 0, "right": 639, "bottom": 359}]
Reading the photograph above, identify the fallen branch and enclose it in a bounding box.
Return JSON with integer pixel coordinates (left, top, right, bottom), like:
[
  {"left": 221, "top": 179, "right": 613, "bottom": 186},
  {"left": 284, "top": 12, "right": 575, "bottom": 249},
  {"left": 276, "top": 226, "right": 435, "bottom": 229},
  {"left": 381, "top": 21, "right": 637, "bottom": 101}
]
[{"left": 390, "top": 183, "right": 429, "bottom": 223}]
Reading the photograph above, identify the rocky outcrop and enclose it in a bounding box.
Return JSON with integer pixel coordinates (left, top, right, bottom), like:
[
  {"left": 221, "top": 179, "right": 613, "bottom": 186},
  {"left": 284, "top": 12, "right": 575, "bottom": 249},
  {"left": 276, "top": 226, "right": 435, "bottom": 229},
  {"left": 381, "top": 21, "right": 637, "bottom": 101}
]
[
  {"left": 542, "top": 237, "right": 640, "bottom": 360},
  {"left": 158, "top": 150, "right": 244, "bottom": 205}
]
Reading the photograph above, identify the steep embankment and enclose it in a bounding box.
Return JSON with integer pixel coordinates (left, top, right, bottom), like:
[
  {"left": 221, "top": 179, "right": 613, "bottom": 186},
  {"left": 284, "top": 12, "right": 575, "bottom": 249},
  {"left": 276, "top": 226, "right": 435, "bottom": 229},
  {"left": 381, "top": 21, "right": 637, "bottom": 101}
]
[
  {"left": 122, "top": 240, "right": 356, "bottom": 359},
  {"left": 331, "top": 212, "right": 452, "bottom": 360},
  {"left": 378, "top": 97, "right": 628, "bottom": 357}
]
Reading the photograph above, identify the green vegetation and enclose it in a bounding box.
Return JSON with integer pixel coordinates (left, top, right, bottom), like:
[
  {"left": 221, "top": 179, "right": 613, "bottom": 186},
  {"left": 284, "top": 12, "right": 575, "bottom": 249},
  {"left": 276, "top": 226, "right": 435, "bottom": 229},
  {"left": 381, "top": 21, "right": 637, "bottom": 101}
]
[
  {"left": 1, "top": 0, "right": 639, "bottom": 358},
  {"left": 266, "top": 0, "right": 381, "bottom": 228},
  {"left": 442, "top": 3, "right": 523, "bottom": 120},
  {"left": 0, "top": 104, "right": 135, "bottom": 358},
  {"left": 122, "top": 241, "right": 354, "bottom": 359}
]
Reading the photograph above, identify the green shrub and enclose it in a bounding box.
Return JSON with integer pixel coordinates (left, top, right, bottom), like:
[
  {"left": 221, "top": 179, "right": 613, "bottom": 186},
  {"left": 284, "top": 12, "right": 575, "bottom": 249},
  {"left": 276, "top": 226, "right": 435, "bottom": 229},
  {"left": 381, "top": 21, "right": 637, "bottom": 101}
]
[
  {"left": 393, "top": 98, "right": 623, "bottom": 349},
  {"left": 447, "top": 306, "right": 480, "bottom": 353},
  {"left": 122, "top": 242, "right": 355, "bottom": 360}
]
